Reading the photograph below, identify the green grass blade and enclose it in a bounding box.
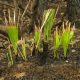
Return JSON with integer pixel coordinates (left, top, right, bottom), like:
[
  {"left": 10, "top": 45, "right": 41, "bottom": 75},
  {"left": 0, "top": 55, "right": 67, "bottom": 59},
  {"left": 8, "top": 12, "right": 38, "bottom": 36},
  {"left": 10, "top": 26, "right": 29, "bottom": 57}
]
[
  {"left": 7, "top": 47, "right": 13, "bottom": 66},
  {"left": 22, "top": 38, "right": 27, "bottom": 60},
  {"left": 53, "top": 28, "right": 61, "bottom": 58},
  {"left": 34, "top": 30, "right": 40, "bottom": 50}
]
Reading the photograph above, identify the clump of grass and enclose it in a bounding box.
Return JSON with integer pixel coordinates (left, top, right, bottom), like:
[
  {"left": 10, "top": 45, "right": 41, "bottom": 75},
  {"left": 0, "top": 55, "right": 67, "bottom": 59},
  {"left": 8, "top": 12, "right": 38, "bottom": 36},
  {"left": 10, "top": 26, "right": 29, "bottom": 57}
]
[
  {"left": 5, "top": 9, "right": 18, "bottom": 55},
  {"left": 5, "top": 9, "right": 19, "bottom": 59},
  {"left": 5, "top": 8, "right": 28, "bottom": 64},
  {"left": 61, "top": 22, "right": 74, "bottom": 58},
  {"left": 6, "top": 26, "right": 18, "bottom": 55},
  {"left": 17, "top": 38, "right": 27, "bottom": 61},
  {"left": 53, "top": 27, "right": 61, "bottom": 58},
  {"left": 36, "top": 8, "right": 57, "bottom": 65}
]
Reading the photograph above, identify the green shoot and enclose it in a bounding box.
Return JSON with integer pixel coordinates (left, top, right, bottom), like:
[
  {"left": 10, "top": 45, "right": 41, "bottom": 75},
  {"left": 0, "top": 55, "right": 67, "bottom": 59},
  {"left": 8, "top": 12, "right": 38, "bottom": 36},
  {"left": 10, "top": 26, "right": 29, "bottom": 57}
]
[
  {"left": 61, "top": 22, "right": 74, "bottom": 58},
  {"left": 6, "top": 26, "right": 18, "bottom": 55},
  {"left": 43, "top": 9, "right": 56, "bottom": 42},
  {"left": 7, "top": 46, "right": 13, "bottom": 66},
  {"left": 53, "top": 27, "right": 61, "bottom": 58},
  {"left": 34, "top": 26, "right": 40, "bottom": 50},
  {"left": 21, "top": 38, "right": 27, "bottom": 61}
]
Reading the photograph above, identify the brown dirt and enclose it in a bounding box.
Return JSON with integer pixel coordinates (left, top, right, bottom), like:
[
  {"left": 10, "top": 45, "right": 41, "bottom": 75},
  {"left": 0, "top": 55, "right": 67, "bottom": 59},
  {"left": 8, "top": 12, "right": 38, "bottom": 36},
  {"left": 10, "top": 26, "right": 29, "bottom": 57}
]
[
  {"left": 0, "top": 1, "right": 80, "bottom": 80},
  {"left": 0, "top": 28, "right": 80, "bottom": 80}
]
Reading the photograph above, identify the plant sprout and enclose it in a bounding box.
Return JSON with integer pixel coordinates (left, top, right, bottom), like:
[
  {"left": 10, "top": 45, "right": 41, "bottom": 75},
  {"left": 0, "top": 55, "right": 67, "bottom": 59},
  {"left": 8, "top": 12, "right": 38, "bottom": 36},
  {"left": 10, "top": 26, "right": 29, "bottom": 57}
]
[
  {"left": 34, "top": 26, "right": 40, "bottom": 50},
  {"left": 43, "top": 9, "right": 56, "bottom": 42},
  {"left": 53, "top": 27, "right": 61, "bottom": 58},
  {"left": 5, "top": 8, "right": 19, "bottom": 63},
  {"left": 21, "top": 38, "right": 27, "bottom": 61},
  {"left": 6, "top": 26, "right": 18, "bottom": 55},
  {"left": 61, "top": 22, "right": 74, "bottom": 58},
  {"left": 7, "top": 46, "right": 13, "bottom": 66}
]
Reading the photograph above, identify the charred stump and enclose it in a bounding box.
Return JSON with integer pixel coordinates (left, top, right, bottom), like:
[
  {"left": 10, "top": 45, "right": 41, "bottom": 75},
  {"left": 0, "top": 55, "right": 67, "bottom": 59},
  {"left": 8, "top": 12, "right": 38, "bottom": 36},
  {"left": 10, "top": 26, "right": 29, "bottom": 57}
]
[{"left": 38, "top": 41, "right": 48, "bottom": 65}]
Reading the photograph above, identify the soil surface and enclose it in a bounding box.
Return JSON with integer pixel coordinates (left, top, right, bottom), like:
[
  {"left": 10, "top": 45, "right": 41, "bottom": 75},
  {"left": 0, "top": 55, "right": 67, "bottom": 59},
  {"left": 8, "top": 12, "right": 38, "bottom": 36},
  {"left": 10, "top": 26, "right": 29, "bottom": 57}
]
[
  {"left": 0, "top": 1, "right": 80, "bottom": 80},
  {"left": 0, "top": 28, "right": 80, "bottom": 80}
]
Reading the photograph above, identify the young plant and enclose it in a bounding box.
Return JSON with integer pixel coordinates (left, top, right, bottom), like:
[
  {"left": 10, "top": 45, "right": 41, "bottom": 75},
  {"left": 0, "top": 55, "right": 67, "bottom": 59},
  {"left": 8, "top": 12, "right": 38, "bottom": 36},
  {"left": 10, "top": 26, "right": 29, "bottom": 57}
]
[
  {"left": 53, "top": 27, "right": 61, "bottom": 58},
  {"left": 34, "top": 26, "right": 40, "bottom": 50},
  {"left": 5, "top": 9, "right": 18, "bottom": 56},
  {"left": 6, "top": 26, "right": 18, "bottom": 55},
  {"left": 61, "top": 22, "right": 74, "bottom": 58},
  {"left": 43, "top": 9, "right": 56, "bottom": 42},
  {"left": 7, "top": 46, "right": 13, "bottom": 66},
  {"left": 21, "top": 38, "right": 27, "bottom": 61}
]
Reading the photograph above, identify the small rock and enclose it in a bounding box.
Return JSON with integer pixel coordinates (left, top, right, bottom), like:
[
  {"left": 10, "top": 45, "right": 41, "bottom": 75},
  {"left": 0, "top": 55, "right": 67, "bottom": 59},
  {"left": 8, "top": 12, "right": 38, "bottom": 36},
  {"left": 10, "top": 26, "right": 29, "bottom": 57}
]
[
  {"left": 65, "top": 60, "right": 69, "bottom": 63},
  {"left": 72, "top": 49, "right": 76, "bottom": 53}
]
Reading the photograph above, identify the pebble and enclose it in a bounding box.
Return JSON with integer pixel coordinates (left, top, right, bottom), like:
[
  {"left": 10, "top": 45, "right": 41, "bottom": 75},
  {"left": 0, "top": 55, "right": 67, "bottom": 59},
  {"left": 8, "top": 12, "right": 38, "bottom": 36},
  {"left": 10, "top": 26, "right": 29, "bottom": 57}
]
[
  {"left": 71, "top": 49, "right": 76, "bottom": 53},
  {"left": 65, "top": 60, "right": 69, "bottom": 63}
]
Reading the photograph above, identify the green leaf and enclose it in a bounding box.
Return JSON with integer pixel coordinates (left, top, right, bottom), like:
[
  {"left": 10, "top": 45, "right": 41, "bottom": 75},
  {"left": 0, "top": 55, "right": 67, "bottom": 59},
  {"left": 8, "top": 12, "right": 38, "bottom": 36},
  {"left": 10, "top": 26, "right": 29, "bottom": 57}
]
[
  {"left": 34, "top": 30, "right": 40, "bottom": 50},
  {"left": 6, "top": 26, "right": 18, "bottom": 55},
  {"left": 43, "top": 9, "right": 56, "bottom": 42},
  {"left": 22, "top": 38, "right": 27, "bottom": 60},
  {"left": 61, "top": 30, "right": 74, "bottom": 58},
  {"left": 53, "top": 29, "right": 61, "bottom": 58}
]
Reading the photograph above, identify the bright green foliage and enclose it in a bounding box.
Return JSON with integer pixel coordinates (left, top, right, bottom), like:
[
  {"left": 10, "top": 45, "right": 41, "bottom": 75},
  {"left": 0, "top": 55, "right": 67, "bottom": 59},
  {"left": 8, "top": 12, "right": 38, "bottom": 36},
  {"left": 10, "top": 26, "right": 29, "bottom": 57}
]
[
  {"left": 7, "top": 46, "right": 13, "bottom": 66},
  {"left": 61, "top": 24, "right": 74, "bottom": 58},
  {"left": 6, "top": 26, "right": 18, "bottom": 55},
  {"left": 43, "top": 9, "right": 56, "bottom": 42},
  {"left": 53, "top": 28, "right": 61, "bottom": 58},
  {"left": 21, "top": 38, "right": 27, "bottom": 61},
  {"left": 34, "top": 27, "right": 40, "bottom": 50}
]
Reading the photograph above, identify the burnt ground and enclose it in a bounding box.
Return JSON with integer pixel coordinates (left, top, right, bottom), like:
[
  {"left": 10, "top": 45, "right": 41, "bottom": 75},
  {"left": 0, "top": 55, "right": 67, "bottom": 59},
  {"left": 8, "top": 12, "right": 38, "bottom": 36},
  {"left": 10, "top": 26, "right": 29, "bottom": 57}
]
[
  {"left": 0, "top": 28, "right": 80, "bottom": 80},
  {"left": 0, "top": 1, "right": 80, "bottom": 80}
]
